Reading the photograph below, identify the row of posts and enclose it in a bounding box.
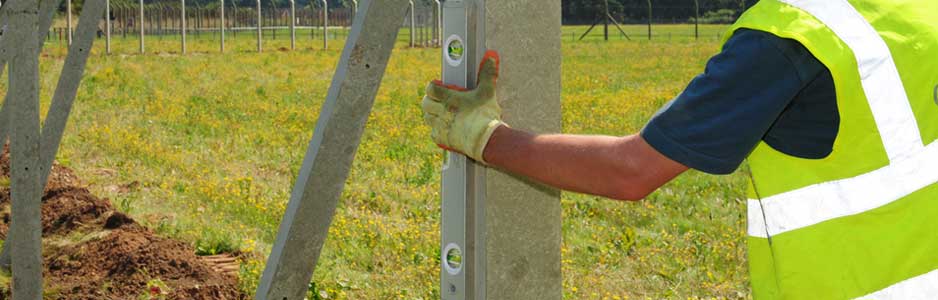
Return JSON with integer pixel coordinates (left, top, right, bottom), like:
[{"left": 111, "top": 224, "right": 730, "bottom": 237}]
[{"left": 58, "top": 0, "right": 442, "bottom": 54}]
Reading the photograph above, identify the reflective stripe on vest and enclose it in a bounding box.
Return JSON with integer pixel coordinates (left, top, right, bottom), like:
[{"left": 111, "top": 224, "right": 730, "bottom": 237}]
[{"left": 736, "top": 0, "right": 938, "bottom": 298}]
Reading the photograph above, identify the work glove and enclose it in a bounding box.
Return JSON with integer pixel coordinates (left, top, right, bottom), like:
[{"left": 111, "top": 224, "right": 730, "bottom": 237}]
[{"left": 422, "top": 50, "right": 505, "bottom": 164}]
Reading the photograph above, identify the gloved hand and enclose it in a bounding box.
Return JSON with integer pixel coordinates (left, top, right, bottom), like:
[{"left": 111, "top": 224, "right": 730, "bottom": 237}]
[{"left": 422, "top": 50, "right": 505, "bottom": 164}]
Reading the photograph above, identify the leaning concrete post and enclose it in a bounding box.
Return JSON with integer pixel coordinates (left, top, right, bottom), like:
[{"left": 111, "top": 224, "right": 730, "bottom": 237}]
[
  {"left": 289, "top": 0, "right": 295, "bottom": 50},
  {"left": 67, "top": 0, "right": 72, "bottom": 44},
  {"left": 219, "top": 0, "right": 224, "bottom": 52},
  {"left": 408, "top": 0, "right": 414, "bottom": 48},
  {"left": 5, "top": 0, "right": 44, "bottom": 297},
  {"left": 255, "top": 0, "right": 261, "bottom": 52},
  {"left": 139, "top": 0, "right": 144, "bottom": 53},
  {"left": 320, "top": 0, "right": 327, "bottom": 49},
  {"left": 254, "top": 0, "right": 409, "bottom": 298},
  {"left": 181, "top": 0, "right": 186, "bottom": 54}
]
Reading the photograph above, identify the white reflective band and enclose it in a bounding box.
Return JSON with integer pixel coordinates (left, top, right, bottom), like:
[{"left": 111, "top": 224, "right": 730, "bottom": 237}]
[
  {"left": 747, "top": 199, "right": 768, "bottom": 238},
  {"left": 859, "top": 269, "right": 938, "bottom": 300},
  {"left": 748, "top": 142, "right": 938, "bottom": 238},
  {"left": 780, "top": 0, "right": 924, "bottom": 162}
]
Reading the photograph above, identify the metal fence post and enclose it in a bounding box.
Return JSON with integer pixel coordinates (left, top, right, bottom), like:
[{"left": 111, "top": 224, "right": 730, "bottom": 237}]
[
  {"left": 646, "top": 0, "right": 652, "bottom": 40},
  {"left": 256, "top": 0, "right": 261, "bottom": 52},
  {"left": 290, "top": 0, "right": 295, "bottom": 50},
  {"left": 220, "top": 0, "right": 225, "bottom": 52},
  {"left": 67, "top": 0, "right": 73, "bottom": 44},
  {"left": 694, "top": 0, "right": 699, "bottom": 40},
  {"left": 139, "top": 0, "right": 145, "bottom": 53},
  {"left": 321, "top": 0, "right": 327, "bottom": 49},
  {"left": 106, "top": 0, "right": 112, "bottom": 54},
  {"left": 182, "top": 0, "right": 187, "bottom": 54}
]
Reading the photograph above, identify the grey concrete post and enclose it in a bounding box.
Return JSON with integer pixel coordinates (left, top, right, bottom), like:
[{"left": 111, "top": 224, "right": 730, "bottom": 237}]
[
  {"left": 408, "top": 0, "right": 414, "bottom": 48},
  {"left": 139, "top": 0, "right": 144, "bottom": 53},
  {"left": 253, "top": 0, "right": 409, "bottom": 298},
  {"left": 66, "top": 0, "right": 72, "bottom": 44},
  {"left": 289, "top": 0, "right": 295, "bottom": 50},
  {"left": 5, "top": 0, "right": 43, "bottom": 297},
  {"left": 255, "top": 0, "right": 261, "bottom": 52},
  {"left": 350, "top": 0, "right": 357, "bottom": 23},
  {"left": 481, "top": 1, "right": 563, "bottom": 298},
  {"left": 181, "top": 0, "right": 186, "bottom": 54},
  {"left": 106, "top": 0, "right": 111, "bottom": 54},
  {"left": 320, "top": 0, "right": 327, "bottom": 49},
  {"left": 219, "top": 0, "right": 224, "bottom": 52}
]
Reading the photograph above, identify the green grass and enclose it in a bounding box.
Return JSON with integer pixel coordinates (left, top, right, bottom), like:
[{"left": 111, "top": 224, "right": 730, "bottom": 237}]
[{"left": 4, "top": 24, "right": 748, "bottom": 299}]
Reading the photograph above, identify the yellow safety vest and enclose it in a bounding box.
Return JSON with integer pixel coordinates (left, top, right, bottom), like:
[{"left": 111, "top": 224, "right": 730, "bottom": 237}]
[{"left": 727, "top": 0, "right": 938, "bottom": 299}]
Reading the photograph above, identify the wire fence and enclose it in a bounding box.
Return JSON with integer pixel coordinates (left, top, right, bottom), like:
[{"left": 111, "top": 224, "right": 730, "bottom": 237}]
[{"left": 46, "top": 0, "right": 441, "bottom": 54}]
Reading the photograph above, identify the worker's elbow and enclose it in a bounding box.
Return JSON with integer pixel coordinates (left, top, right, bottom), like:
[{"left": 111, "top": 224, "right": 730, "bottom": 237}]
[{"left": 605, "top": 179, "right": 657, "bottom": 202}]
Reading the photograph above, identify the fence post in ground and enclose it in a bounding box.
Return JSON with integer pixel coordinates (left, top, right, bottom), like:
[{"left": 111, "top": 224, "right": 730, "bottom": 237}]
[
  {"left": 646, "top": 0, "right": 652, "bottom": 40},
  {"left": 106, "top": 0, "right": 112, "bottom": 54},
  {"left": 220, "top": 0, "right": 225, "bottom": 52},
  {"left": 256, "top": 0, "right": 261, "bottom": 52},
  {"left": 182, "top": 0, "right": 187, "bottom": 53},
  {"left": 67, "top": 0, "right": 73, "bottom": 44},
  {"left": 290, "top": 0, "right": 296, "bottom": 50},
  {"left": 6, "top": 0, "right": 43, "bottom": 295},
  {"left": 350, "top": 0, "right": 357, "bottom": 23},
  {"left": 408, "top": 0, "right": 414, "bottom": 47},
  {"left": 139, "top": 0, "right": 145, "bottom": 53},
  {"left": 320, "top": 0, "right": 327, "bottom": 49}
]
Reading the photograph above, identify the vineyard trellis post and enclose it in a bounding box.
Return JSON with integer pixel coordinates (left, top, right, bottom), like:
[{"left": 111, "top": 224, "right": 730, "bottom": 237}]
[
  {"left": 646, "top": 0, "right": 652, "bottom": 40},
  {"left": 139, "top": 0, "right": 145, "bottom": 53},
  {"left": 408, "top": 0, "right": 414, "bottom": 48},
  {"left": 432, "top": 0, "right": 440, "bottom": 47},
  {"left": 67, "top": 0, "right": 73, "bottom": 44},
  {"left": 290, "top": 0, "right": 296, "bottom": 50},
  {"left": 106, "top": 0, "right": 112, "bottom": 54},
  {"left": 182, "top": 0, "right": 187, "bottom": 54},
  {"left": 321, "top": 0, "right": 327, "bottom": 50},
  {"left": 220, "top": 0, "right": 225, "bottom": 52},
  {"left": 256, "top": 0, "right": 261, "bottom": 52}
]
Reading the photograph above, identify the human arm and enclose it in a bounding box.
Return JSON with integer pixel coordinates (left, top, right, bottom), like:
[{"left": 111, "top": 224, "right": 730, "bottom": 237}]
[{"left": 482, "top": 126, "right": 688, "bottom": 201}]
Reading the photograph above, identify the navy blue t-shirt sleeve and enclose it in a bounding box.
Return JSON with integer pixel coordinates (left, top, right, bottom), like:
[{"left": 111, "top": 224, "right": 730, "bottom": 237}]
[{"left": 640, "top": 29, "right": 820, "bottom": 175}]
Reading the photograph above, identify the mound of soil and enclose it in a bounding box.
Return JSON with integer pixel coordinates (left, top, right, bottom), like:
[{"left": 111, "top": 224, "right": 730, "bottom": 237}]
[{"left": 0, "top": 150, "right": 245, "bottom": 299}]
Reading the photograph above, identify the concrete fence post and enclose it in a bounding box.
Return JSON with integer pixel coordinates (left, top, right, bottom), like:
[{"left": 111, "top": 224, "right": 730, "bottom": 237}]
[
  {"left": 408, "top": 0, "right": 414, "bottom": 48},
  {"left": 432, "top": 0, "right": 440, "bottom": 47},
  {"left": 106, "top": 0, "right": 112, "bottom": 54}
]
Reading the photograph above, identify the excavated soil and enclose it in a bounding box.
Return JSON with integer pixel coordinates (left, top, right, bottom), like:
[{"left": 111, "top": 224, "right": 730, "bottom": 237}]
[{"left": 0, "top": 151, "right": 245, "bottom": 299}]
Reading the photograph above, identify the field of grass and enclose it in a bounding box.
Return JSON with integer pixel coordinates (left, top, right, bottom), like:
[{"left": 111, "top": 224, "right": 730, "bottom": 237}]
[{"left": 5, "top": 23, "right": 750, "bottom": 299}]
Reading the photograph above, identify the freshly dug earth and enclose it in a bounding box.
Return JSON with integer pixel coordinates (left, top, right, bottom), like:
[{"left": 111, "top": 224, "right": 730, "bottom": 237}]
[{"left": 0, "top": 152, "right": 245, "bottom": 299}]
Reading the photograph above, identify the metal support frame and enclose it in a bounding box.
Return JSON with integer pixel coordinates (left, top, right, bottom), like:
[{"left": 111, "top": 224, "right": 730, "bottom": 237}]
[{"left": 253, "top": 0, "right": 409, "bottom": 298}]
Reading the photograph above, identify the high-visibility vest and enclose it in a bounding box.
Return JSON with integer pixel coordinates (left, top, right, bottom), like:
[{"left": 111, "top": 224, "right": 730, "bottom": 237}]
[{"left": 726, "top": 0, "right": 938, "bottom": 299}]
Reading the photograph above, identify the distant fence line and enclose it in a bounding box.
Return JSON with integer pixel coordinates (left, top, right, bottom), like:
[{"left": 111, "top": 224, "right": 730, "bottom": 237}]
[{"left": 49, "top": 0, "right": 442, "bottom": 54}]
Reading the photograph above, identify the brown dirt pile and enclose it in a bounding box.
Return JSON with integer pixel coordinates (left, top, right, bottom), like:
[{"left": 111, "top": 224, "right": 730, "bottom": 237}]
[{"left": 0, "top": 151, "right": 245, "bottom": 299}]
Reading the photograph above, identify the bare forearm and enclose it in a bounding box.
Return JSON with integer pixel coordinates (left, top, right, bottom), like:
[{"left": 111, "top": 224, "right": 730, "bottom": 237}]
[{"left": 482, "top": 126, "right": 687, "bottom": 201}]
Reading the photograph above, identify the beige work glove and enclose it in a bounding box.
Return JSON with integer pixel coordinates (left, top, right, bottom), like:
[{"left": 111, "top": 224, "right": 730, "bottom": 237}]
[{"left": 422, "top": 50, "right": 505, "bottom": 164}]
